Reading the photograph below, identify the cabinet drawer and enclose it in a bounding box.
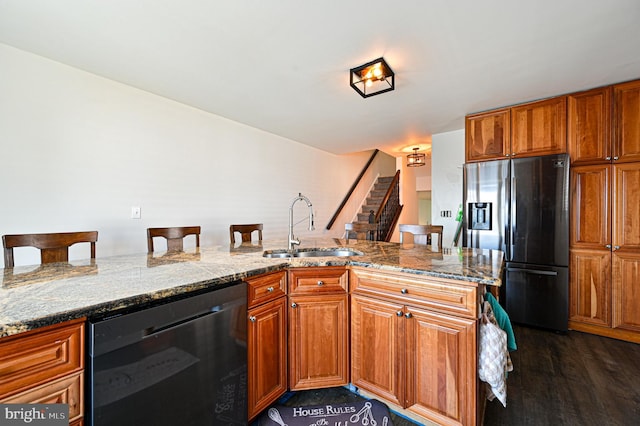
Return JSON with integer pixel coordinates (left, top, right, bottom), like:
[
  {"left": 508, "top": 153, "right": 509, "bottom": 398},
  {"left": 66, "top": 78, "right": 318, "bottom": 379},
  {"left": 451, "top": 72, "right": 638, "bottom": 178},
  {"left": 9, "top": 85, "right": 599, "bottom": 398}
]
[
  {"left": 0, "top": 319, "right": 84, "bottom": 398},
  {"left": 350, "top": 268, "right": 478, "bottom": 319},
  {"left": 247, "top": 271, "right": 287, "bottom": 308},
  {"left": 1, "top": 372, "right": 84, "bottom": 422},
  {"left": 288, "top": 267, "right": 348, "bottom": 295}
]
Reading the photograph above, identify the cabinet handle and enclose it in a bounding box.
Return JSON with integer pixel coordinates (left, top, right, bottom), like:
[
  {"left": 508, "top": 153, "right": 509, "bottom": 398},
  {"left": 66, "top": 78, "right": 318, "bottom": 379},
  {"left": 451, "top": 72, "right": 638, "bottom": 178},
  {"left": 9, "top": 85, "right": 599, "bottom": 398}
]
[
  {"left": 405, "top": 312, "right": 413, "bottom": 319},
  {"left": 249, "top": 316, "right": 256, "bottom": 322},
  {"left": 606, "top": 156, "right": 612, "bottom": 161},
  {"left": 605, "top": 244, "right": 612, "bottom": 249},
  {"left": 613, "top": 156, "right": 619, "bottom": 161},
  {"left": 396, "top": 311, "right": 404, "bottom": 317},
  {"left": 317, "top": 280, "right": 324, "bottom": 286},
  {"left": 266, "top": 286, "right": 274, "bottom": 292},
  {"left": 401, "top": 288, "right": 408, "bottom": 294},
  {"left": 291, "top": 302, "right": 297, "bottom": 308},
  {"left": 614, "top": 245, "right": 620, "bottom": 250}
]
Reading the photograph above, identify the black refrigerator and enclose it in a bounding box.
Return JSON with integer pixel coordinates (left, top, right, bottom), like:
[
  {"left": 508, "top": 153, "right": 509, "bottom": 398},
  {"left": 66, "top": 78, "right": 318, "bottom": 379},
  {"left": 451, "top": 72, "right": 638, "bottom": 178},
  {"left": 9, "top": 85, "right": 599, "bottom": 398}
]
[{"left": 463, "top": 153, "right": 570, "bottom": 331}]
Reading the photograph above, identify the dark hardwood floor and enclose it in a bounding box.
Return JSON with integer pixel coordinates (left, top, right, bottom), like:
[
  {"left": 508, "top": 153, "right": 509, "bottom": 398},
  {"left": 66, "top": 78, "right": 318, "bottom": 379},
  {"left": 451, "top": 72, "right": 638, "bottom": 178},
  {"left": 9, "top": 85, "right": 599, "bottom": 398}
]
[
  {"left": 484, "top": 324, "right": 640, "bottom": 426},
  {"left": 258, "top": 325, "right": 640, "bottom": 425}
]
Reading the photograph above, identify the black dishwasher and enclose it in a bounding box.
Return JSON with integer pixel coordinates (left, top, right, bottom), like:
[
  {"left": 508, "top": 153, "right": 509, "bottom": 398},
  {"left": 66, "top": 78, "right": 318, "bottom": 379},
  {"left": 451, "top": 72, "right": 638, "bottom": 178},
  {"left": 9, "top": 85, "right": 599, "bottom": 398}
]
[{"left": 87, "top": 282, "right": 247, "bottom": 426}]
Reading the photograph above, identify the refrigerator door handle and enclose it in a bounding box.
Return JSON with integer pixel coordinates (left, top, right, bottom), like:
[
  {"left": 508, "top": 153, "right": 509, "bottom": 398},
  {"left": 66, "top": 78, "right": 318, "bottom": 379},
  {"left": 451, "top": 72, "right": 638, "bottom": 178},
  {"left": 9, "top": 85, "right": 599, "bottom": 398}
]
[
  {"left": 507, "top": 267, "right": 558, "bottom": 276},
  {"left": 509, "top": 176, "right": 516, "bottom": 258}
]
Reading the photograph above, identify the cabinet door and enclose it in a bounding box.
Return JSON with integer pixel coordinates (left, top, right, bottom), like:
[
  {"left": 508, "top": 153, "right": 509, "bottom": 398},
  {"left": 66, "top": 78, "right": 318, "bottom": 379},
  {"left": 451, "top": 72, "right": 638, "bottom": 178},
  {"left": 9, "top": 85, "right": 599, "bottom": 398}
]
[
  {"left": 613, "top": 163, "right": 640, "bottom": 251},
  {"left": 613, "top": 80, "right": 640, "bottom": 163},
  {"left": 465, "top": 108, "right": 510, "bottom": 162},
  {"left": 288, "top": 294, "right": 349, "bottom": 390},
  {"left": 350, "top": 294, "right": 405, "bottom": 407},
  {"left": 405, "top": 306, "right": 476, "bottom": 426},
  {"left": 568, "top": 87, "right": 612, "bottom": 164},
  {"left": 247, "top": 297, "right": 287, "bottom": 421},
  {"left": 569, "top": 248, "right": 611, "bottom": 326},
  {"left": 570, "top": 164, "right": 611, "bottom": 249},
  {"left": 612, "top": 251, "right": 640, "bottom": 332},
  {"left": 511, "top": 97, "right": 567, "bottom": 157}
]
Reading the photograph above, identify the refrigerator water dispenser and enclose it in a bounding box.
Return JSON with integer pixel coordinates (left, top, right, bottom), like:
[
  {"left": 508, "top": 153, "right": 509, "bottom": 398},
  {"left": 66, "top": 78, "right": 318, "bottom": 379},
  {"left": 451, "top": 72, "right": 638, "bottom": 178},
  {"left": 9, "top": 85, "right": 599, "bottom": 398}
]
[{"left": 469, "top": 202, "right": 492, "bottom": 230}]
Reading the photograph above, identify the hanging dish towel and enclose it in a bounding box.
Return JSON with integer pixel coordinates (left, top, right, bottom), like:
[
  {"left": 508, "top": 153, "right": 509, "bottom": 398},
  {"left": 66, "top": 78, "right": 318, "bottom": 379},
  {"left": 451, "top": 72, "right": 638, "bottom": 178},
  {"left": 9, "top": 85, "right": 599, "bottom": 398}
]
[{"left": 478, "top": 301, "right": 509, "bottom": 406}]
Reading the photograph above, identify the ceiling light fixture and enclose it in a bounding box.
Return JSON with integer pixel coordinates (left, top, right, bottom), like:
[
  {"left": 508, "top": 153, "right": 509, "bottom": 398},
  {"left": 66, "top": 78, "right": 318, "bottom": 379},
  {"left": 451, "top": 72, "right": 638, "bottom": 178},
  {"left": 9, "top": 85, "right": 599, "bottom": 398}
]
[
  {"left": 350, "top": 57, "right": 395, "bottom": 98},
  {"left": 406, "top": 147, "right": 426, "bottom": 167}
]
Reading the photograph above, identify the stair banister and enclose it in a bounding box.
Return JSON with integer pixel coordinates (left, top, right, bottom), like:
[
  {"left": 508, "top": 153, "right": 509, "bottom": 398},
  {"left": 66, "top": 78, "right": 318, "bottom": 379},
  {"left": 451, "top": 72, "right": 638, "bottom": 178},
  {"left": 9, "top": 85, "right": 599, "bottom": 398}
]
[{"left": 326, "top": 149, "right": 379, "bottom": 230}]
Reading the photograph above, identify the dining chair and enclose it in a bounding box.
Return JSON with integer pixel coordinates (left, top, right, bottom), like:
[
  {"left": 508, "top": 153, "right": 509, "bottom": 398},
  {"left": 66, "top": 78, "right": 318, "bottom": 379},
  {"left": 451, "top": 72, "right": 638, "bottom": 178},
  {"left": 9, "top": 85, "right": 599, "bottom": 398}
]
[
  {"left": 2, "top": 231, "right": 98, "bottom": 267},
  {"left": 229, "top": 224, "right": 263, "bottom": 244},
  {"left": 344, "top": 222, "right": 377, "bottom": 241},
  {"left": 147, "top": 226, "right": 201, "bottom": 253},
  {"left": 398, "top": 224, "right": 443, "bottom": 248}
]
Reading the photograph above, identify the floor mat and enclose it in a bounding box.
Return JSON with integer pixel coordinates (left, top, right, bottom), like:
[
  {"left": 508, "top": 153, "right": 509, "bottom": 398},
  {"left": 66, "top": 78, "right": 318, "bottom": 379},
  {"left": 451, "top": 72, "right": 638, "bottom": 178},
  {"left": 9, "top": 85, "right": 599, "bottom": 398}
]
[{"left": 258, "top": 398, "right": 394, "bottom": 426}]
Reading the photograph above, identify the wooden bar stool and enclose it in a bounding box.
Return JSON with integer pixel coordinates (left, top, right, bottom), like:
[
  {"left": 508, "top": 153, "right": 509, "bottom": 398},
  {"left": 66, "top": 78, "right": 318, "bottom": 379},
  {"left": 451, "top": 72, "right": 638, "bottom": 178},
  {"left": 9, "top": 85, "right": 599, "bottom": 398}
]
[
  {"left": 229, "top": 224, "right": 263, "bottom": 244},
  {"left": 2, "top": 231, "right": 98, "bottom": 267},
  {"left": 147, "top": 226, "right": 201, "bottom": 253},
  {"left": 344, "top": 223, "right": 377, "bottom": 241},
  {"left": 398, "top": 224, "right": 443, "bottom": 248}
]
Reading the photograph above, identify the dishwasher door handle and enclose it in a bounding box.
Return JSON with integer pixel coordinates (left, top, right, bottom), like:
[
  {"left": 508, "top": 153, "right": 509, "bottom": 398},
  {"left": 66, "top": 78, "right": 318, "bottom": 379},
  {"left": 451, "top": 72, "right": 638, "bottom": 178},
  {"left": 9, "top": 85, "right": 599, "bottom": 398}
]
[{"left": 143, "top": 305, "right": 222, "bottom": 337}]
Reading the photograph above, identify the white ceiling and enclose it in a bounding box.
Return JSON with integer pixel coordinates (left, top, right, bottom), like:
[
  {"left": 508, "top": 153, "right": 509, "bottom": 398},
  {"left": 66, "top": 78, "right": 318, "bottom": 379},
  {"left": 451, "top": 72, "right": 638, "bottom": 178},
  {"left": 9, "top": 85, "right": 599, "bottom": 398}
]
[{"left": 1, "top": 1, "right": 640, "bottom": 156}]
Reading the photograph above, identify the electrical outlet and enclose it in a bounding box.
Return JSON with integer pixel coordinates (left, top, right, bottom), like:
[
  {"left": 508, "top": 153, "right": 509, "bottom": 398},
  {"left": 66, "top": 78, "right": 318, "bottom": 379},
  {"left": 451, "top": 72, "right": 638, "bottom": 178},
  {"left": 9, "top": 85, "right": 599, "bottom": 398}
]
[{"left": 131, "top": 206, "right": 141, "bottom": 219}]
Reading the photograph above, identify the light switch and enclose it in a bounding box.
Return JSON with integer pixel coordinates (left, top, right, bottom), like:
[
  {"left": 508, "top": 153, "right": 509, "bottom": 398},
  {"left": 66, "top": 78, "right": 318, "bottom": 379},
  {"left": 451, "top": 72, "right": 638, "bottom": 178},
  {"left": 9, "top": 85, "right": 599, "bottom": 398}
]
[{"left": 131, "top": 206, "right": 141, "bottom": 219}]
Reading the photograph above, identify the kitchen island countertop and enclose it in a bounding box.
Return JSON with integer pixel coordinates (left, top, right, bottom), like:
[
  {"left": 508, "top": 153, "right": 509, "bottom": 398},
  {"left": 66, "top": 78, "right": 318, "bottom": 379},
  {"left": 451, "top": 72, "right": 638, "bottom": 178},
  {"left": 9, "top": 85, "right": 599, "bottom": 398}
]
[{"left": 0, "top": 238, "right": 503, "bottom": 337}]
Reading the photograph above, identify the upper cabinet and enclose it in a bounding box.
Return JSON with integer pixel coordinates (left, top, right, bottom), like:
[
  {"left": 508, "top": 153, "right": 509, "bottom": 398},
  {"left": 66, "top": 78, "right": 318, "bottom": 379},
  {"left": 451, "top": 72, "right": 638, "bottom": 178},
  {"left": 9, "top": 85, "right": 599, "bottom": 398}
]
[
  {"left": 466, "top": 97, "right": 567, "bottom": 162},
  {"left": 511, "top": 96, "right": 567, "bottom": 157},
  {"left": 465, "top": 108, "right": 510, "bottom": 162},
  {"left": 614, "top": 80, "right": 640, "bottom": 163},
  {"left": 568, "top": 87, "right": 612, "bottom": 164},
  {"left": 568, "top": 81, "right": 640, "bottom": 165}
]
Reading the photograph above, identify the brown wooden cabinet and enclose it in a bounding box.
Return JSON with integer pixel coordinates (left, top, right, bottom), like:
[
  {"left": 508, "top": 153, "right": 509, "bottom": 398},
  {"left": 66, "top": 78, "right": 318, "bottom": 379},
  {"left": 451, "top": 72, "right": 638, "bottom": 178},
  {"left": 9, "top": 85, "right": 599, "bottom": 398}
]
[
  {"left": 613, "top": 80, "right": 640, "bottom": 163},
  {"left": 570, "top": 164, "right": 611, "bottom": 249},
  {"left": 568, "top": 87, "right": 612, "bottom": 164},
  {"left": 350, "top": 267, "right": 478, "bottom": 426},
  {"left": 511, "top": 96, "right": 567, "bottom": 158},
  {"left": 288, "top": 267, "right": 349, "bottom": 391},
  {"left": 247, "top": 271, "right": 288, "bottom": 421},
  {"left": 466, "top": 97, "right": 567, "bottom": 162},
  {"left": 0, "top": 318, "right": 85, "bottom": 425},
  {"left": 465, "top": 108, "right": 510, "bottom": 162},
  {"left": 570, "top": 160, "right": 640, "bottom": 343}
]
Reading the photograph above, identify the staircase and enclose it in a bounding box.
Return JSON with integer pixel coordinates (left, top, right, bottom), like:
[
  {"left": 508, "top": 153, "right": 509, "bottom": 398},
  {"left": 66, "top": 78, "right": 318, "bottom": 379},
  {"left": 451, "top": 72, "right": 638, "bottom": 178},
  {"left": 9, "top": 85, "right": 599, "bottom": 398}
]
[
  {"left": 356, "top": 176, "right": 394, "bottom": 222},
  {"left": 347, "top": 175, "right": 400, "bottom": 241}
]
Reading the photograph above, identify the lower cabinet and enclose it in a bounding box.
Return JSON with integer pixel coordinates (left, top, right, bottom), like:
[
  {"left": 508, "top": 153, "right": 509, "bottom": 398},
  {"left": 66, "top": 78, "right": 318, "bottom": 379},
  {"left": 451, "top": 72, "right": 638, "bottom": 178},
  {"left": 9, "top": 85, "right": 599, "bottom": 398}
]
[
  {"left": 247, "top": 271, "right": 288, "bottom": 421},
  {"left": 0, "top": 318, "right": 85, "bottom": 425},
  {"left": 350, "top": 267, "right": 478, "bottom": 426},
  {"left": 288, "top": 267, "right": 349, "bottom": 390}
]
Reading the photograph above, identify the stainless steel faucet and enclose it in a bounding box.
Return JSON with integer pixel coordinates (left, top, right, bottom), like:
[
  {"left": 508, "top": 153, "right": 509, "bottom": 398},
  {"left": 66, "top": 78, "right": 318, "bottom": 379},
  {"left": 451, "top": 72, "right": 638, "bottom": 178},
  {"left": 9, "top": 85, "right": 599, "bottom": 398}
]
[{"left": 288, "top": 193, "right": 314, "bottom": 250}]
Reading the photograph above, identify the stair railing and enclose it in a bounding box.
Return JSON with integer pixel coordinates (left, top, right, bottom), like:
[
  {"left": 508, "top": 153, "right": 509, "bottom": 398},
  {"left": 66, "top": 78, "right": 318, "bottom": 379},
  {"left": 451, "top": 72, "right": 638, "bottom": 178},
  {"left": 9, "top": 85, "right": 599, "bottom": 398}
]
[
  {"left": 326, "top": 149, "right": 379, "bottom": 230},
  {"left": 373, "top": 170, "right": 403, "bottom": 241}
]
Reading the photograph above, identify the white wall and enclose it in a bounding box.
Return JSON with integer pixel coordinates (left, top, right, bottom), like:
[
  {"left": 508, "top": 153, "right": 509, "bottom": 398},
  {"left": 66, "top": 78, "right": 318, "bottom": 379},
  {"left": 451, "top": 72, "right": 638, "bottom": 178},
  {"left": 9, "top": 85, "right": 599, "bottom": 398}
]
[
  {"left": 431, "top": 129, "right": 465, "bottom": 247},
  {"left": 0, "top": 44, "right": 373, "bottom": 267}
]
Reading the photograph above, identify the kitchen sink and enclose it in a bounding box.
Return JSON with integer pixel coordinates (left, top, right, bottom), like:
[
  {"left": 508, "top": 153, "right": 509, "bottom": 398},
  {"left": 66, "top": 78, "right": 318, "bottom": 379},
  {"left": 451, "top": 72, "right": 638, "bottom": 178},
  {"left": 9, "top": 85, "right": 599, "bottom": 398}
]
[{"left": 263, "top": 248, "right": 364, "bottom": 258}]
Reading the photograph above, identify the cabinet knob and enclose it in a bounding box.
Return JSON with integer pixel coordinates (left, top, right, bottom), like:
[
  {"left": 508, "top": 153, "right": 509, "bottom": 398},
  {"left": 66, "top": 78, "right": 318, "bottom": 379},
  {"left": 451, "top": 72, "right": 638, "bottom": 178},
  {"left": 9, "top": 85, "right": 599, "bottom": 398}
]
[
  {"left": 401, "top": 288, "right": 408, "bottom": 294},
  {"left": 605, "top": 156, "right": 612, "bottom": 161},
  {"left": 249, "top": 316, "right": 256, "bottom": 322},
  {"left": 317, "top": 280, "right": 324, "bottom": 286},
  {"left": 404, "top": 312, "right": 413, "bottom": 319},
  {"left": 267, "top": 286, "right": 274, "bottom": 292},
  {"left": 606, "top": 244, "right": 612, "bottom": 249},
  {"left": 396, "top": 311, "right": 404, "bottom": 317},
  {"left": 613, "top": 156, "right": 619, "bottom": 161},
  {"left": 614, "top": 245, "right": 620, "bottom": 250},
  {"left": 291, "top": 302, "right": 298, "bottom": 308}
]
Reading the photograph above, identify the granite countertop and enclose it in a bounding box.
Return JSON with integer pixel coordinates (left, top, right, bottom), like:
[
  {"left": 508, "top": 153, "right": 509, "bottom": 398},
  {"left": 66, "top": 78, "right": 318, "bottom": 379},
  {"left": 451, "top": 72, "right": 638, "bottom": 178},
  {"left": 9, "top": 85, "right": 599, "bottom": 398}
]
[{"left": 0, "top": 238, "right": 504, "bottom": 337}]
